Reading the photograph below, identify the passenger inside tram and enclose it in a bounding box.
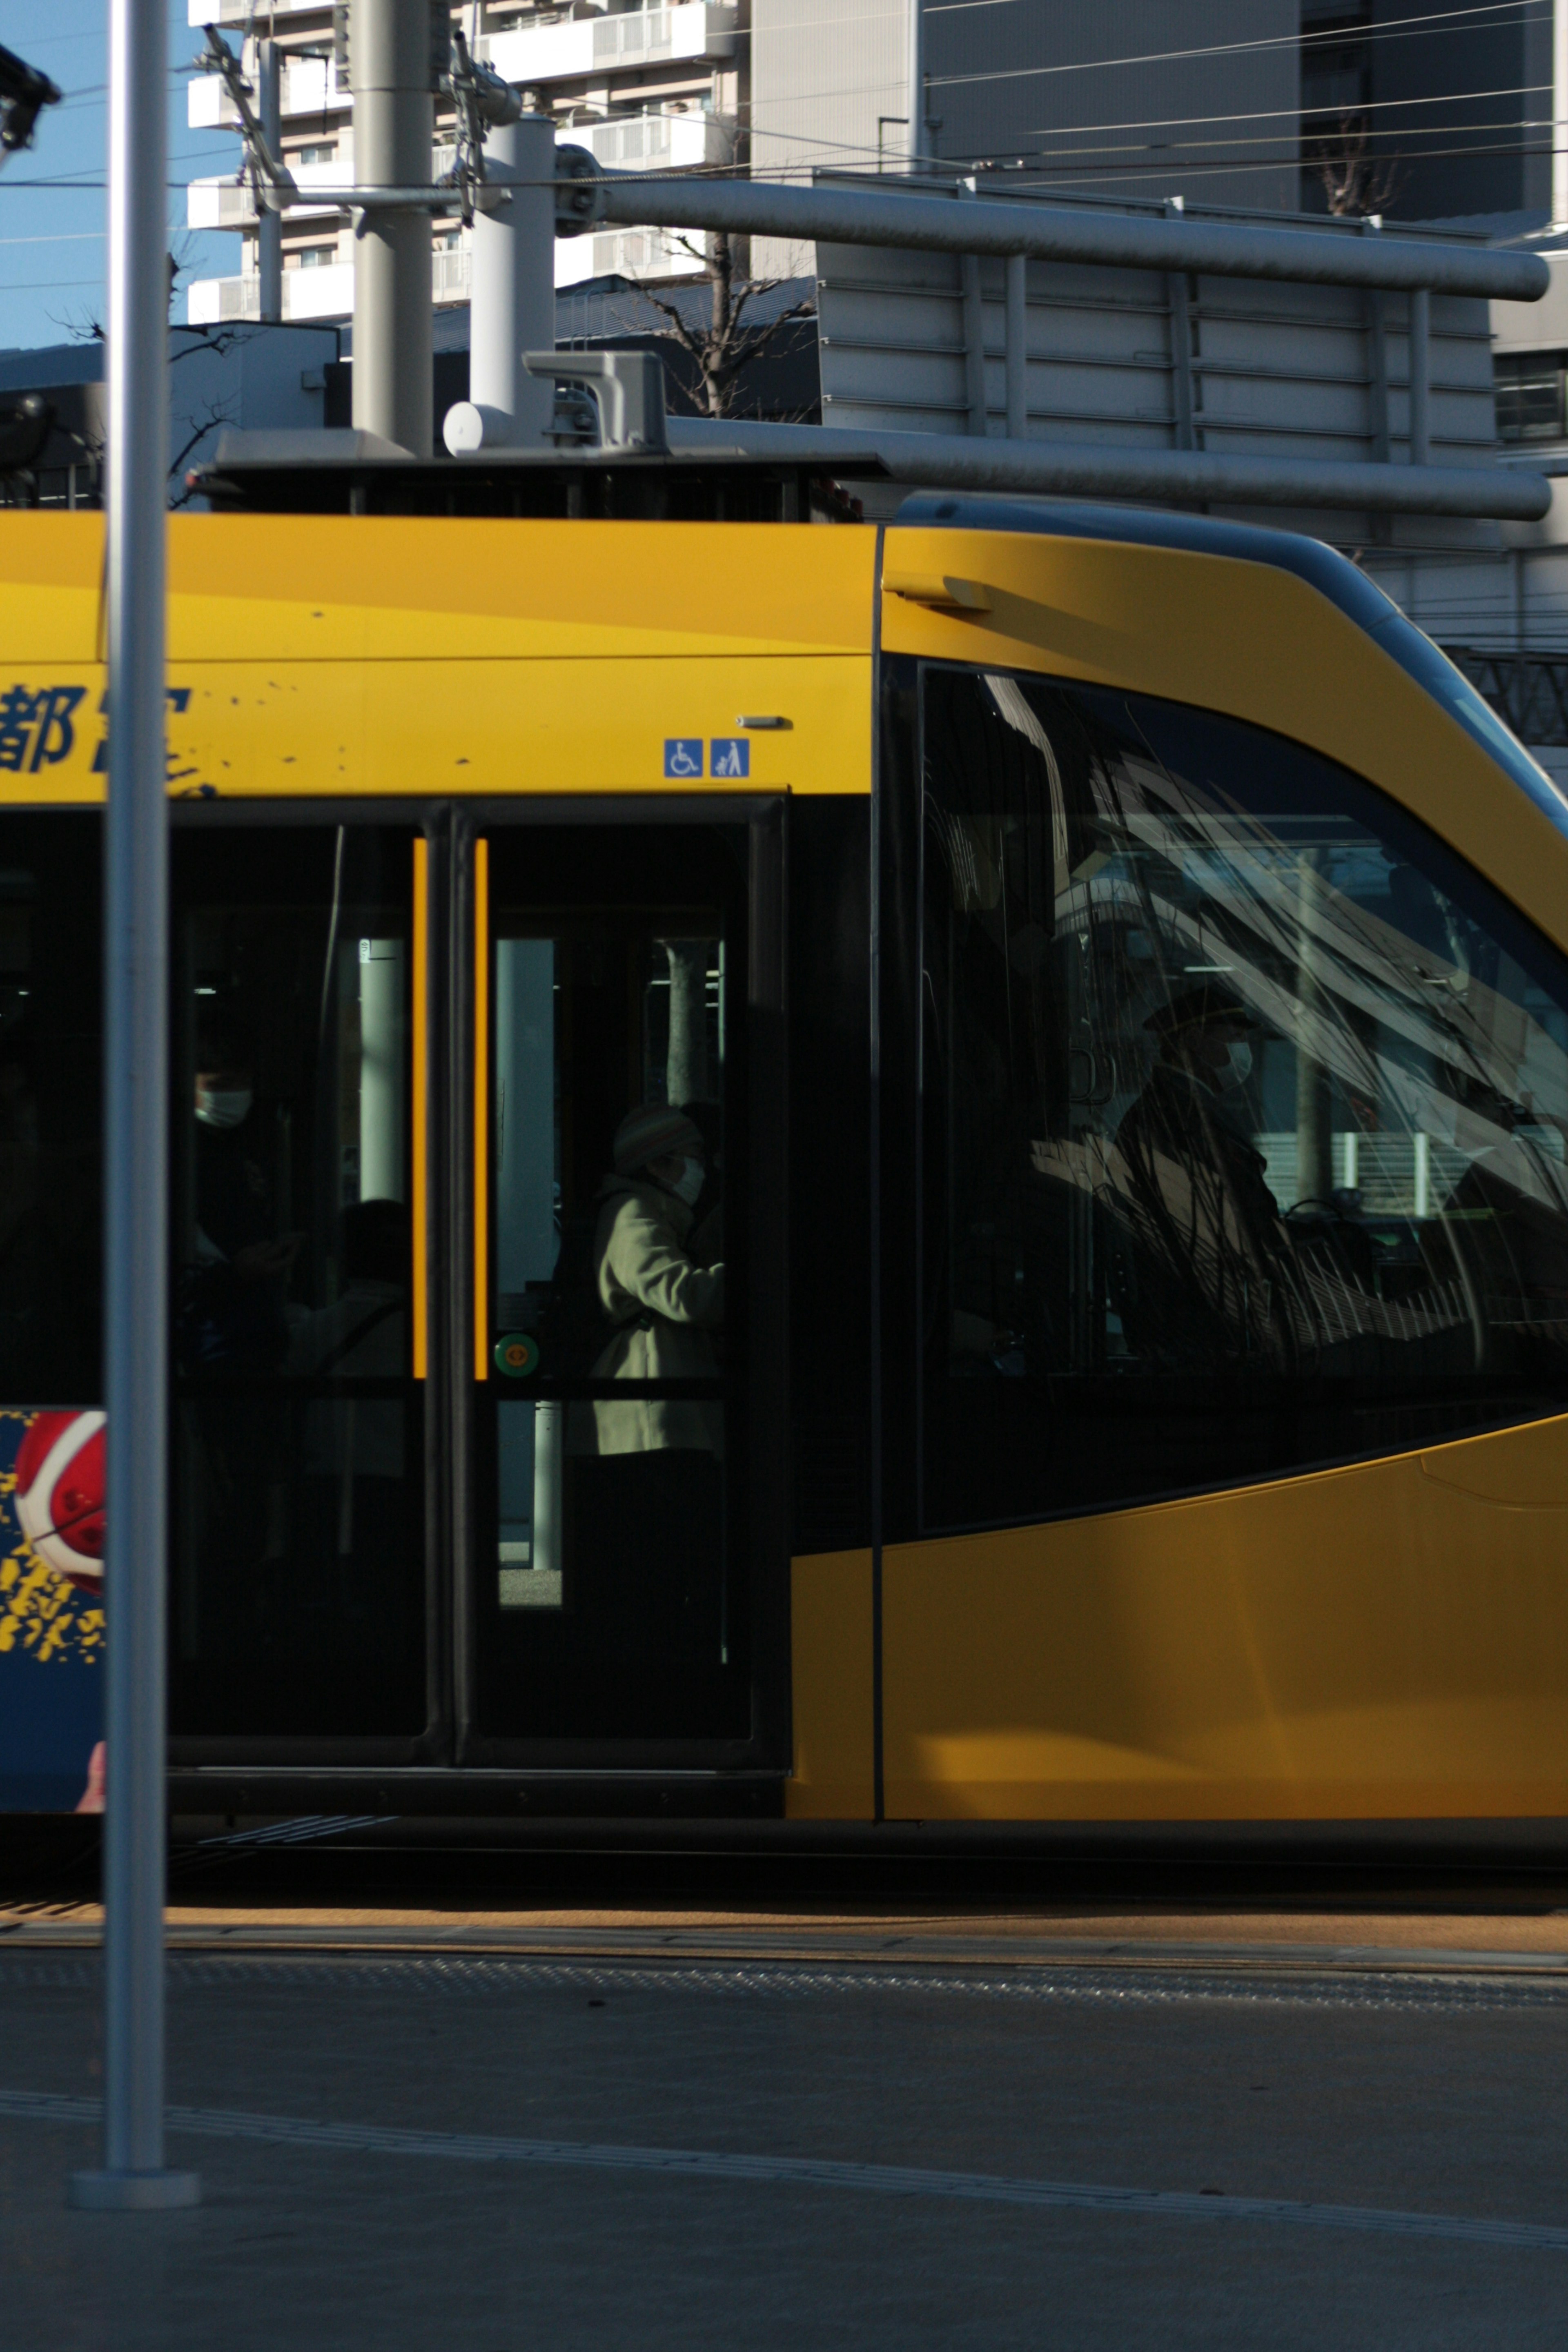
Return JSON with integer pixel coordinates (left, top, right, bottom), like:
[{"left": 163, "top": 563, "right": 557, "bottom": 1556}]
[
  {"left": 568, "top": 1100, "right": 725, "bottom": 1666},
  {"left": 581, "top": 1100, "right": 724, "bottom": 1455},
  {"left": 182, "top": 1008, "right": 299, "bottom": 1372},
  {"left": 286, "top": 1195, "right": 412, "bottom": 1671}
]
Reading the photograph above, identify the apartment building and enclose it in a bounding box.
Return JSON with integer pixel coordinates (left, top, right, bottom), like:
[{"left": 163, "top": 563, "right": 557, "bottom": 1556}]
[{"left": 185, "top": 0, "right": 744, "bottom": 325}]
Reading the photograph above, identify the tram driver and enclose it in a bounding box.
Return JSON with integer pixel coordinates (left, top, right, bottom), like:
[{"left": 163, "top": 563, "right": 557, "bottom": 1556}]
[{"left": 1112, "top": 980, "right": 1299, "bottom": 1368}]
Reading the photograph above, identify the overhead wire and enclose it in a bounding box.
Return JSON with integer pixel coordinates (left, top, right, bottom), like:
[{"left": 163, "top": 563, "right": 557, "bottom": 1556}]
[
  {"left": 1019, "top": 85, "right": 1550, "bottom": 148},
  {"left": 928, "top": 0, "right": 1549, "bottom": 84}
]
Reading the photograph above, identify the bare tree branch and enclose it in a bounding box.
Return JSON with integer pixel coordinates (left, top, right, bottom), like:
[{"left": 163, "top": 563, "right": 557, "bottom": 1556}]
[
  {"left": 644, "top": 232, "right": 815, "bottom": 418},
  {"left": 1307, "top": 111, "right": 1403, "bottom": 219}
]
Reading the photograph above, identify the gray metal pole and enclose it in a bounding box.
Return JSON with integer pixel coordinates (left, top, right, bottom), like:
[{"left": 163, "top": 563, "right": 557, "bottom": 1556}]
[
  {"left": 1004, "top": 252, "right": 1027, "bottom": 440},
  {"left": 1408, "top": 286, "right": 1431, "bottom": 466},
  {"left": 443, "top": 114, "right": 556, "bottom": 452},
  {"left": 960, "top": 253, "right": 987, "bottom": 436},
  {"left": 256, "top": 38, "right": 282, "bottom": 325},
  {"left": 352, "top": 0, "right": 434, "bottom": 457},
  {"left": 587, "top": 168, "right": 1549, "bottom": 301},
  {"left": 67, "top": 0, "right": 198, "bottom": 2221}
]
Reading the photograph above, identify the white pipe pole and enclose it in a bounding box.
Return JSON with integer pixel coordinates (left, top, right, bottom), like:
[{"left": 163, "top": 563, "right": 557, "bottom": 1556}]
[
  {"left": 445, "top": 114, "right": 556, "bottom": 452},
  {"left": 906, "top": 0, "right": 923, "bottom": 168},
  {"left": 68, "top": 0, "right": 199, "bottom": 2216}
]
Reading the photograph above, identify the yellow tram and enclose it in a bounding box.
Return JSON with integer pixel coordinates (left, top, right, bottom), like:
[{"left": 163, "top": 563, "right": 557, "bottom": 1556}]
[{"left": 2, "top": 451, "right": 1567, "bottom": 1833}]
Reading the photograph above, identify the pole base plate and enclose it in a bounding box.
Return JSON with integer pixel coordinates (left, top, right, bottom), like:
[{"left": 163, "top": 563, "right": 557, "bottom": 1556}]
[{"left": 68, "top": 2169, "right": 202, "bottom": 2211}]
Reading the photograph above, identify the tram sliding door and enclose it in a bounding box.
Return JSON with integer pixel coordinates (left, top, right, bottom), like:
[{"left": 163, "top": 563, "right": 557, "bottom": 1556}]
[
  {"left": 167, "top": 813, "right": 432, "bottom": 1754},
  {"left": 458, "top": 806, "right": 786, "bottom": 1762}
]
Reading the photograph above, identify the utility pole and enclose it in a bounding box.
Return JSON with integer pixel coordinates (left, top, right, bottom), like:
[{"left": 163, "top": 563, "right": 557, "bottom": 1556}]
[
  {"left": 1555, "top": 0, "right": 1568, "bottom": 227},
  {"left": 351, "top": 0, "right": 435, "bottom": 457},
  {"left": 255, "top": 36, "right": 281, "bottom": 323},
  {"left": 67, "top": 0, "right": 198, "bottom": 2217}
]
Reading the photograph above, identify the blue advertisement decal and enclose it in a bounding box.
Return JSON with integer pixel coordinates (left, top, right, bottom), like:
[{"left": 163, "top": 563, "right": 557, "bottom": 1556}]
[{"left": 0, "top": 1408, "right": 104, "bottom": 1813}]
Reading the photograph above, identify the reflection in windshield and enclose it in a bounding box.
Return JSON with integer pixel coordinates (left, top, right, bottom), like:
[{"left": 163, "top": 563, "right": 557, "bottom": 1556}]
[{"left": 921, "top": 670, "right": 1568, "bottom": 1529}]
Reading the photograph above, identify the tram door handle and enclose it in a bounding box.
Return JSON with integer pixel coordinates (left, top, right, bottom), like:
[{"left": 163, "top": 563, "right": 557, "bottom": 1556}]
[
  {"left": 412, "top": 834, "right": 430, "bottom": 1379},
  {"left": 474, "top": 835, "right": 490, "bottom": 1383}
]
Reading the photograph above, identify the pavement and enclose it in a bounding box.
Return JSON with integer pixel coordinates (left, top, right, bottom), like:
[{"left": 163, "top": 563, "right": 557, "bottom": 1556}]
[{"left": 2, "top": 1888, "right": 1567, "bottom": 2349}]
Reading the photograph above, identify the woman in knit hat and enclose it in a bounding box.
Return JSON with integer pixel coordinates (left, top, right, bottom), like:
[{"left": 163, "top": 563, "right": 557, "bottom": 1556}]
[{"left": 582, "top": 1100, "right": 724, "bottom": 1457}]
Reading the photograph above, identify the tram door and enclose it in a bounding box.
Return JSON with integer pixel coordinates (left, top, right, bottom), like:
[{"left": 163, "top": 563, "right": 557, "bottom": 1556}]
[
  {"left": 461, "top": 811, "right": 784, "bottom": 1760},
  {"left": 167, "top": 816, "right": 429, "bottom": 1749}
]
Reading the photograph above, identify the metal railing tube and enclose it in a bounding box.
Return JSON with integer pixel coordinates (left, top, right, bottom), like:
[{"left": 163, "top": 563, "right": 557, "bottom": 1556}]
[
  {"left": 662, "top": 416, "right": 1552, "bottom": 519},
  {"left": 588, "top": 170, "right": 1549, "bottom": 302}
]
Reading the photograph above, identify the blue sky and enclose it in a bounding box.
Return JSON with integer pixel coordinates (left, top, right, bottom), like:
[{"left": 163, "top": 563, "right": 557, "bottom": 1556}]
[{"left": 0, "top": 0, "right": 242, "bottom": 352}]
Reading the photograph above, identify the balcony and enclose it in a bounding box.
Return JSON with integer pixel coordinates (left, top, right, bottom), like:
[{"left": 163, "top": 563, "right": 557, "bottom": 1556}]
[
  {"left": 187, "top": 260, "right": 351, "bottom": 325},
  {"left": 188, "top": 239, "right": 473, "bottom": 324},
  {"left": 555, "top": 223, "right": 704, "bottom": 286},
  {"left": 188, "top": 0, "right": 322, "bottom": 20},
  {"left": 187, "top": 150, "right": 360, "bottom": 231},
  {"left": 569, "top": 108, "right": 725, "bottom": 170},
  {"left": 480, "top": 4, "right": 735, "bottom": 88},
  {"left": 188, "top": 52, "right": 350, "bottom": 131}
]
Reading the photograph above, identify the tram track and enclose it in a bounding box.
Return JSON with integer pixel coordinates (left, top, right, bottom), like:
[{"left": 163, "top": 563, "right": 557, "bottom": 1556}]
[{"left": 7, "top": 1815, "right": 1568, "bottom": 1997}]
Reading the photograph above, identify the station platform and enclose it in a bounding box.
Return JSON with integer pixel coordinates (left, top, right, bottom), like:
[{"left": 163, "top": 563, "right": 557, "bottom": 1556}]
[{"left": 2, "top": 1856, "right": 1567, "bottom": 2349}]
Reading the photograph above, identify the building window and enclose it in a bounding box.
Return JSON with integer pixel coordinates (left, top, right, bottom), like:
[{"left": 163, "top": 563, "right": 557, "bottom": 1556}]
[
  {"left": 297, "top": 143, "right": 335, "bottom": 166},
  {"left": 1496, "top": 353, "right": 1568, "bottom": 444},
  {"left": 293, "top": 246, "right": 336, "bottom": 270}
]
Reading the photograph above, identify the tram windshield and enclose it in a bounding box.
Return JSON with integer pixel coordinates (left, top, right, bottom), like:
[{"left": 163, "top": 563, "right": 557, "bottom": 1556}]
[{"left": 921, "top": 668, "right": 1568, "bottom": 1529}]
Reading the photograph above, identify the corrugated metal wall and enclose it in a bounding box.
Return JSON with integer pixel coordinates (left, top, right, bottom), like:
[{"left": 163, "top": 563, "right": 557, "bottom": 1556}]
[{"left": 814, "top": 183, "right": 1500, "bottom": 549}]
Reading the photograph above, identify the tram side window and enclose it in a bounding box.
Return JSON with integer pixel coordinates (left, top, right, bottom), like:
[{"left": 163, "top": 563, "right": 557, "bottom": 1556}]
[
  {"left": 490, "top": 915, "right": 727, "bottom": 1621},
  {"left": 0, "top": 815, "right": 101, "bottom": 1405},
  {"left": 920, "top": 668, "right": 1568, "bottom": 1531}
]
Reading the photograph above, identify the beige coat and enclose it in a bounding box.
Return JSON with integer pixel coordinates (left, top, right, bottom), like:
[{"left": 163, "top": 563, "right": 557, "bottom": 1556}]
[{"left": 583, "top": 1175, "right": 724, "bottom": 1455}]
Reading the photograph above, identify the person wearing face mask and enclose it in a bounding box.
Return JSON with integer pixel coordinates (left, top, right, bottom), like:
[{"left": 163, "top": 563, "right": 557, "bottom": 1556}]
[
  {"left": 583, "top": 1102, "right": 724, "bottom": 1458},
  {"left": 1113, "top": 981, "right": 1297, "bottom": 1369},
  {"left": 182, "top": 1009, "right": 300, "bottom": 1372},
  {"left": 564, "top": 1102, "right": 728, "bottom": 1683}
]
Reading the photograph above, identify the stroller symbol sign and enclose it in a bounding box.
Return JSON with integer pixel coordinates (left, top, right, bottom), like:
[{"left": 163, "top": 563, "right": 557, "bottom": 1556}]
[
  {"left": 710, "top": 737, "right": 750, "bottom": 779},
  {"left": 664, "top": 738, "right": 704, "bottom": 778}
]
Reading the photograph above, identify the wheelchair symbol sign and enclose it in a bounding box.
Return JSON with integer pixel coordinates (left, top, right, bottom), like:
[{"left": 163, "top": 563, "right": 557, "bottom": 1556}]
[{"left": 664, "top": 738, "right": 704, "bottom": 778}]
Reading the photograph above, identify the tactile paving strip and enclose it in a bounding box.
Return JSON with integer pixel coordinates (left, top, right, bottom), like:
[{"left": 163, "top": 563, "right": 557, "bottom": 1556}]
[{"left": 1, "top": 1949, "right": 1566, "bottom": 2012}]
